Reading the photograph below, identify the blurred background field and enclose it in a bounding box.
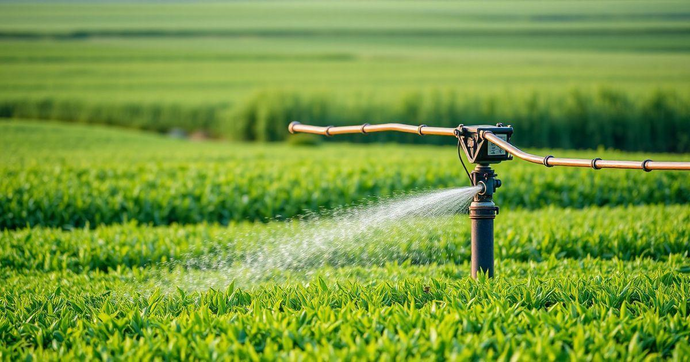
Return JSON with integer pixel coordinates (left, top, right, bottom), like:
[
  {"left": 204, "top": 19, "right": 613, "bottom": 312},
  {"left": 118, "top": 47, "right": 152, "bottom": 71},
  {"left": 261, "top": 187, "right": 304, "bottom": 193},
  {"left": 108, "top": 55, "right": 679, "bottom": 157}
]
[{"left": 1, "top": 1, "right": 690, "bottom": 150}]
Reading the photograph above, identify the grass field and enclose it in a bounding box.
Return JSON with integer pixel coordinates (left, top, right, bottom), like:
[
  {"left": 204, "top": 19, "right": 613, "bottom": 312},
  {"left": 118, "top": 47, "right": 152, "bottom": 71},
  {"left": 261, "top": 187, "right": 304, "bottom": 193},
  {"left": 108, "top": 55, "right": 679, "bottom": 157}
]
[
  {"left": 1, "top": 120, "right": 689, "bottom": 359},
  {"left": 1, "top": 1, "right": 690, "bottom": 150}
]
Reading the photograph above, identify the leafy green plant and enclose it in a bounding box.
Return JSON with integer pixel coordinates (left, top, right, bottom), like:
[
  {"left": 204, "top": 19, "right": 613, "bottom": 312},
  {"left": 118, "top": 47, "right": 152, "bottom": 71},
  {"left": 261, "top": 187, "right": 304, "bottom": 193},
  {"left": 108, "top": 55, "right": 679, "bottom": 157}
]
[{"left": 1, "top": 258, "right": 688, "bottom": 360}]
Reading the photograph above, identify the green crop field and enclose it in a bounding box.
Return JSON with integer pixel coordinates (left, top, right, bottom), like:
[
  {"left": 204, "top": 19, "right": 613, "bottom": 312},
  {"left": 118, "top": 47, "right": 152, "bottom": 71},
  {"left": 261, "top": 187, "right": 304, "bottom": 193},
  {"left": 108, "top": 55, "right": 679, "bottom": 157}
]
[
  {"left": 2, "top": 120, "right": 689, "bottom": 229},
  {"left": 1, "top": 120, "right": 690, "bottom": 359},
  {"left": 1, "top": 1, "right": 690, "bottom": 150},
  {"left": 2, "top": 1, "right": 690, "bottom": 360}
]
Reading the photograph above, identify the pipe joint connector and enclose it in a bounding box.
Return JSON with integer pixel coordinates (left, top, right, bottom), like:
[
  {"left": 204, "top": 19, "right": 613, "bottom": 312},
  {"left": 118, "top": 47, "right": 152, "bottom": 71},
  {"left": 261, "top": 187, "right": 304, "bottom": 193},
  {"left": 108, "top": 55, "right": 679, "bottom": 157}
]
[
  {"left": 642, "top": 159, "right": 653, "bottom": 172},
  {"left": 591, "top": 158, "right": 602, "bottom": 170},
  {"left": 469, "top": 201, "right": 498, "bottom": 219}
]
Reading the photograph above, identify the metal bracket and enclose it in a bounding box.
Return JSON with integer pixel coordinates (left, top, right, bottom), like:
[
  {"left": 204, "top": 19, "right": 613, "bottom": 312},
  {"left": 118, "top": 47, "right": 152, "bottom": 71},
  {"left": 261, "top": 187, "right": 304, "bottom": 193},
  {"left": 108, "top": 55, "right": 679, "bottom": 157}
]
[
  {"left": 456, "top": 124, "right": 514, "bottom": 165},
  {"left": 459, "top": 134, "right": 487, "bottom": 164}
]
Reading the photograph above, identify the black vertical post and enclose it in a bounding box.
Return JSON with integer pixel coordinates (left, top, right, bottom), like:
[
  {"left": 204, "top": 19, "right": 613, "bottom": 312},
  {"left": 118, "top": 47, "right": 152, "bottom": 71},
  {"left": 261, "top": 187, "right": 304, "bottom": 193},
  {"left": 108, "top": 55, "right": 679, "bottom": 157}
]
[
  {"left": 469, "top": 165, "right": 500, "bottom": 278},
  {"left": 470, "top": 200, "right": 496, "bottom": 278}
]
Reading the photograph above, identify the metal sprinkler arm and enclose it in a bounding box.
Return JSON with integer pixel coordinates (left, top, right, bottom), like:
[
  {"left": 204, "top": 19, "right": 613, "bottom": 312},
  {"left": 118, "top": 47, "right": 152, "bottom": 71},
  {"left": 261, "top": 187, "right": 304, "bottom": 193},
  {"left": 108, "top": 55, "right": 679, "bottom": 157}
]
[
  {"left": 481, "top": 131, "right": 690, "bottom": 171},
  {"left": 289, "top": 122, "right": 456, "bottom": 137},
  {"left": 289, "top": 122, "right": 690, "bottom": 171}
]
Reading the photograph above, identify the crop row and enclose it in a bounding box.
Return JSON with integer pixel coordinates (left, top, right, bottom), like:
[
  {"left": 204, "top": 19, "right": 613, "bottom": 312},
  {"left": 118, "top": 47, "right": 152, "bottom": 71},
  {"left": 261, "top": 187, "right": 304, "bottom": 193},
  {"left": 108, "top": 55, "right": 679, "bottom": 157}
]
[
  {"left": 2, "top": 156, "right": 688, "bottom": 229},
  {"left": 3, "top": 121, "right": 689, "bottom": 229},
  {"left": 1, "top": 258, "right": 688, "bottom": 360},
  {"left": 2, "top": 87, "right": 690, "bottom": 152},
  {"left": 2, "top": 205, "right": 688, "bottom": 274}
]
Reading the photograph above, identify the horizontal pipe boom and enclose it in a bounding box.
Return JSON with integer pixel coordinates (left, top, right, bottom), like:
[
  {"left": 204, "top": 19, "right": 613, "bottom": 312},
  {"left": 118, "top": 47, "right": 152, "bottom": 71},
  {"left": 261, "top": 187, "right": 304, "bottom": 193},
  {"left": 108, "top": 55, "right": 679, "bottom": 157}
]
[
  {"left": 482, "top": 132, "right": 690, "bottom": 171},
  {"left": 289, "top": 122, "right": 456, "bottom": 137},
  {"left": 288, "top": 122, "right": 690, "bottom": 171}
]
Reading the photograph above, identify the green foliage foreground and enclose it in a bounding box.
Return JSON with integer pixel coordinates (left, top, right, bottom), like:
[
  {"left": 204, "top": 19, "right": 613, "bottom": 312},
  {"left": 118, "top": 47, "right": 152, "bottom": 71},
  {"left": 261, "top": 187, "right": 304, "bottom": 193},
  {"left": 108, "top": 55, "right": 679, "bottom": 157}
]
[
  {"left": 1, "top": 201, "right": 690, "bottom": 359},
  {"left": 1, "top": 259, "right": 689, "bottom": 360}
]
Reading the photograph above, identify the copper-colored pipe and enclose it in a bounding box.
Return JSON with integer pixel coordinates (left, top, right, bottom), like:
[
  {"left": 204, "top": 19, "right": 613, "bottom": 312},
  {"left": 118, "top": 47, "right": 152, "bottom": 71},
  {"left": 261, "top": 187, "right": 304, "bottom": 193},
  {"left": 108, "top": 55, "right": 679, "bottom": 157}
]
[
  {"left": 483, "top": 132, "right": 690, "bottom": 171},
  {"left": 288, "top": 122, "right": 690, "bottom": 171},
  {"left": 289, "top": 122, "right": 456, "bottom": 137}
]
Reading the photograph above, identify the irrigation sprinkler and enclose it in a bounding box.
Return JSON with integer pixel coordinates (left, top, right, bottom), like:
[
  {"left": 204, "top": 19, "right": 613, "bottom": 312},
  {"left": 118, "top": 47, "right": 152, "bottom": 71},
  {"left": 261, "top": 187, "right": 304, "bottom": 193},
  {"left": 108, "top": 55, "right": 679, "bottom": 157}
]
[{"left": 288, "top": 122, "right": 690, "bottom": 278}]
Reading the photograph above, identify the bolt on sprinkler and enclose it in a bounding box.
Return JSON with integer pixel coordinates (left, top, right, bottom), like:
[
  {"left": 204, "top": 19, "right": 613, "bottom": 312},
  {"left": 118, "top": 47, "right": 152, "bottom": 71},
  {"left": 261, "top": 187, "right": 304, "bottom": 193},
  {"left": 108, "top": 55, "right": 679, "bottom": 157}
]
[{"left": 288, "top": 121, "right": 690, "bottom": 279}]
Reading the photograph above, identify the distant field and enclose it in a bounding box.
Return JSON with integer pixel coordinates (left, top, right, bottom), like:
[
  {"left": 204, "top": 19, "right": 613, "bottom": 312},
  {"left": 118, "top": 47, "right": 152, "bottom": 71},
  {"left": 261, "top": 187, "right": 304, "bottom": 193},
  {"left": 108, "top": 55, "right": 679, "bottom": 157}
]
[
  {"left": 1, "top": 1, "right": 690, "bottom": 103},
  {"left": 1, "top": 1, "right": 688, "bottom": 32},
  {"left": 1, "top": 1, "right": 690, "bottom": 150},
  {"left": 2, "top": 38, "right": 689, "bottom": 103}
]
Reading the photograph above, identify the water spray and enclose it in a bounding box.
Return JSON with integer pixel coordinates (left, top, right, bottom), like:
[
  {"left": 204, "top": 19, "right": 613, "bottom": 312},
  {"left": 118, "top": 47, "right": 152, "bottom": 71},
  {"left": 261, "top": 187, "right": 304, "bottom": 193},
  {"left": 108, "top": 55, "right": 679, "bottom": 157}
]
[{"left": 289, "top": 122, "right": 690, "bottom": 278}]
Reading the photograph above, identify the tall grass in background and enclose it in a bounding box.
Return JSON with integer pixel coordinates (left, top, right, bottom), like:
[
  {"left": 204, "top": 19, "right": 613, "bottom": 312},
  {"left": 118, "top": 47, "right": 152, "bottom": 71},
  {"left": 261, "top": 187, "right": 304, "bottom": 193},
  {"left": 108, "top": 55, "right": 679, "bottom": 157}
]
[
  {"left": 0, "top": 98, "right": 227, "bottom": 136},
  {"left": 2, "top": 88, "right": 689, "bottom": 152},
  {"left": 230, "top": 88, "right": 690, "bottom": 152}
]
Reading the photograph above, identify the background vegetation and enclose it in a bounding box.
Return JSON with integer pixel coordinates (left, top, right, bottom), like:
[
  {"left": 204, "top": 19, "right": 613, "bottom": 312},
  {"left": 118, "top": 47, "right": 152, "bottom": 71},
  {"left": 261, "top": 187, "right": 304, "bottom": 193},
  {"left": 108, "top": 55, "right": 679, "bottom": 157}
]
[{"left": 1, "top": 1, "right": 690, "bottom": 150}]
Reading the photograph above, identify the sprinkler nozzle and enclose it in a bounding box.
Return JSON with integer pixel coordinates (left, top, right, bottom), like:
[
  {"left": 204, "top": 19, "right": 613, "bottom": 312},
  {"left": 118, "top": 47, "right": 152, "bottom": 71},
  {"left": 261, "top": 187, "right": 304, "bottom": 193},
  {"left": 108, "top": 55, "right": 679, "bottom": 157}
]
[{"left": 477, "top": 181, "right": 487, "bottom": 195}]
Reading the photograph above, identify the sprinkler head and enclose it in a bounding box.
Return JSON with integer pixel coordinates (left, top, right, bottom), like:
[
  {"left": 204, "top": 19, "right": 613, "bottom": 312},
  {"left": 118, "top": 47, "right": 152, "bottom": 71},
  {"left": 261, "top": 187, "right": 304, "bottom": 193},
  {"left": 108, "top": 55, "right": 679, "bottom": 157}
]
[{"left": 456, "top": 124, "right": 514, "bottom": 165}]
